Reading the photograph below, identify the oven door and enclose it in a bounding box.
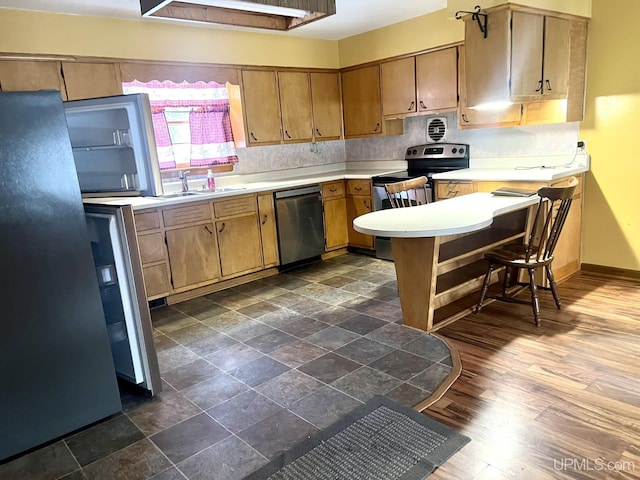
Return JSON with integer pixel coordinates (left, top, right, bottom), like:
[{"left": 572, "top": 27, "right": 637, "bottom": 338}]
[{"left": 371, "top": 182, "right": 434, "bottom": 261}]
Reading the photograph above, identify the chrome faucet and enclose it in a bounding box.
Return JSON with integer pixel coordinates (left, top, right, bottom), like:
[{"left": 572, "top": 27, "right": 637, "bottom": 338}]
[{"left": 178, "top": 170, "right": 191, "bottom": 192}]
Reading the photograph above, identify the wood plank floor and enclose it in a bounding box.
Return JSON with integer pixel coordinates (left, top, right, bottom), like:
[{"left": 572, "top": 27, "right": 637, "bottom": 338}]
[{"left": 425, "top": 271, "right": 640, "bottom": 480}]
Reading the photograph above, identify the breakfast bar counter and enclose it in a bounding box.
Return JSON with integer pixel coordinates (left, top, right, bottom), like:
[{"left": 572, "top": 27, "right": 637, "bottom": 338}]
[{"left": 353, "top": 192, "right": 540, "bottom": 332}]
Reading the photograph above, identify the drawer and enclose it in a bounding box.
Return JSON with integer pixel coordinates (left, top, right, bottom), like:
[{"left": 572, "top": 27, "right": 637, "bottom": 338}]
[
  {"left": 137, "top": 232, "right": 165, "bottom": 264},
  {"left": 134, "top": 209, "right": 160, "bottom": 231},
  {"left": 347, "top": 179, "right": 371, "bottom": 196},
  {"left": 322, "top": 181, "right": 345, "bottom": 199},
  {"left": 162, "top": 202, "right": 211, "bottom": 227},
  {"left": 436, "top": 181, "right": 474, "bottom": 199},
  {"left": 214, "top": 196, "right": 257, "bottom": 218}
]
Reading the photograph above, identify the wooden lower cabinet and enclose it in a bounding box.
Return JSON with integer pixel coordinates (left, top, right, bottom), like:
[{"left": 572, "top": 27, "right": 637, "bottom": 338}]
[
  {"left": 135, "top": 209, "right": 170, "bottom": 300},
  {"left": 166, "top": 222, "right": 220, "bottom": 290},
  {"left": 216, "top": 214, "right": 263, "bottom": 278},
  {"left": 346, "top": 180, "right": 374, "bottom": 249},
  {"left": 322, "top": 181, "right": 348, "bottom": 251},
  {"left": 258, "top": 194, "right": 279, "bottom": 267},
  {"left": 214, "top": 196, "right": 263, "bottom": 278}
]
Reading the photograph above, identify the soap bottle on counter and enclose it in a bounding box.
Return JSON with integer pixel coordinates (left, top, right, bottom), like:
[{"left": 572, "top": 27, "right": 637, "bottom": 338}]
[{"left": 207, "top": 169, "right": 216, "bottom": 190}]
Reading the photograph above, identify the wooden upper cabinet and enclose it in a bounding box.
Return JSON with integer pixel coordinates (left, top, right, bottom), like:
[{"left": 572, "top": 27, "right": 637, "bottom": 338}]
[
  {"left": 458, "top": 44, "right": 522, "bottom": 129},
  {"left": 310, "top": 72, "right": 342, "bottom": 140},
  {"left": 416, "top": 47, "right": 458, "bottom": 112},
  {"left": 511, "top": 12, "right": 570, "bottom": 101},
  {"left": 241, "top": 69, "right": 282, "bottom": 145},
  {"left": 341, "top": 65, "right": 383, "bottom": 138},
  {"left": 464, "top": 7, "right": 511, "bottom": 107},
  {"left": 0, "top": 60, "right": 67, "bottom": 99},
  {"left": 62, "top": 62, "right": 122, "bottom": 100},
  {"left": 278, "top": 71, "right": 313, "bottom": 143},
  {"left": 381, "top": 57, "right": 416, "bottom": 117}
]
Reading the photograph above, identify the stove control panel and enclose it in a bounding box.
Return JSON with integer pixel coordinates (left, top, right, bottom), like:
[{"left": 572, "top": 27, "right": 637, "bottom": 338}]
[{"left": 405, "top": 143, "right": 469, "bottom": 160}]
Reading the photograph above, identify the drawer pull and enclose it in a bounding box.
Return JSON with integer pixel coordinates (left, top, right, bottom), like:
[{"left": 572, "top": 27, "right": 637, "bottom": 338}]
[
  {"left": 419, "top": 100, "right": 427, "bottom": 110},
  {"left": 330, "top": 188, "right": 338, "bottom": 193},
  {"left": 218, "top": 222, "right": 225, "bottom": 233},
  {"left": 354, "top": 186, "right": 362, "bottom": 191},
  {"left": 262, "top": 214, "right": 268, "bottom": 225},
  {"left": 315, "top": 128, "right": 322, "bottom": 136},
  {"left": 250, "top": 132, "right": 258, "bottom": 141},
  {"left": 408, "top": 101, "right": 415, "bottom": 111},
  {"left": 364, "top": 200, "right": 370, "bottom": 210},
  {"left": 204, "top": 225, "right": 213, "bottom": 235}
]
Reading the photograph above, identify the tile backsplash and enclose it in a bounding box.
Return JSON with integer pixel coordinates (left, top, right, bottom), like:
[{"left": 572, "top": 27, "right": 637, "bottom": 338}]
[{"left": 229, "top": 112, "right": 580, "bottom": 176}]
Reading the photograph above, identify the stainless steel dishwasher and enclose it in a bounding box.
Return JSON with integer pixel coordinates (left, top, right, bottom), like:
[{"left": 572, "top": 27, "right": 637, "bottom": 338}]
[{"left": 274, "top": 185, "right": 325, "bottom": 267}]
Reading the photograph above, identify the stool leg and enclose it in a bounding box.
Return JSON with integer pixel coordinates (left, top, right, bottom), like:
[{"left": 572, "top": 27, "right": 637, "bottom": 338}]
[
  {"left": 528, "top": 268, "right": 540, "bottom": 326},
  {"left": 476, "top": 263, "right": 493, "bottom": 313},
  {"left": 546, "top": 265, "right": 562, "bottom": 309}
]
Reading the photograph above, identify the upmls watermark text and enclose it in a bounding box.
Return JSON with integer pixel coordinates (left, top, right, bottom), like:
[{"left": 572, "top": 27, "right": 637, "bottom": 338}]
[{"left": 554, "top": 457, "right": 635, "bottom": 473}]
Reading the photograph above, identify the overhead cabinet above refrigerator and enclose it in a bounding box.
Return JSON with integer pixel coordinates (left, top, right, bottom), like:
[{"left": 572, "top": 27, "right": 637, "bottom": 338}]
[{"left": 64, "top": 93, "right": 164, "bottom": 197}]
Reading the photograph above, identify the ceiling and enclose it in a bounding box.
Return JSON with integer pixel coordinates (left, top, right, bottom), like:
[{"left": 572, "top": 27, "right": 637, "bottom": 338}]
[{"left": 0, "top": 0, "right": 447, "bottom": 40}]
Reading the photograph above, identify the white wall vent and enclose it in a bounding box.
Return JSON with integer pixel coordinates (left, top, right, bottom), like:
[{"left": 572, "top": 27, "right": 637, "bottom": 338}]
[{"left": 426, "top": 116, "right": 447, "bottom": 143}]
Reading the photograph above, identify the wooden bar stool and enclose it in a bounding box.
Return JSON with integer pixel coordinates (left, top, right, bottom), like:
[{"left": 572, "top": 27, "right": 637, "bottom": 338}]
[{"left": 476, "top": 176, "right": 579, "bottom": 326}]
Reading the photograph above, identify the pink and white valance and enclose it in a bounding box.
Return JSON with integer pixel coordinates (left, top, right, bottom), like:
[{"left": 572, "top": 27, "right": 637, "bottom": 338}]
[{"left": 122, "top": 80, "right": 238, "bottom": 169}]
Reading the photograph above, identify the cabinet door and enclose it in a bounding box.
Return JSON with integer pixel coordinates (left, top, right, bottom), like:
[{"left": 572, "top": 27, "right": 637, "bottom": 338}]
[
  {"left": 241, "top": 70, "right": 281, "bottom": 145},
  {"left": 62, "top": 62, "right": 122, "bottom": 100},
  {"left": 216, "top": 215, "right": 263, "bottom": 278},
  {"left": 464, "top": 7, "right": 511, "bottom": 107},
  {"left": 341, "top": 65, "right": 383, "bottom": 138},
  {"left": 166, "top": 223, "right": 220, "bottom": 290},
  {"left": 310, "top": 72, "right": 342, "bottom": 140},
  {"left": 416, "top": 47, "right": 458, "bottom": 112},
  {"left": 381, "top": 57, "right": 416, "bottom": 116},
  {"left": 324, "top": 197, "right": 348, "bottom": 251},
  {"left": 346, "top": 196, "right": 374, "bottom": 249},
  {"left": 542, "top": 16, "right": 570, "bottom": 99},
  {"left": 511, "top": 11, "right": 545, "bottom": 99},
  {"left": 458, "top": 45, "right": 522, "bottom": 128},
  {"left": 278, "top": 71, "right": 313, "bottom": 143},
  {"left": 0, "top": 60, "right": 67, "bottom": 99},
  {"left": 142, "top": 264, "right": 171, "bottom": 299},
  {"left": 258, "top": 194, "right": 279, "bottom": 268}
]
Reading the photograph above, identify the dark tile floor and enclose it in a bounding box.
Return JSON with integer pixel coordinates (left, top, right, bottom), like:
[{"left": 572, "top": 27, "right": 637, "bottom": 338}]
[{"left": 0, "top": 254, "right": 455, "bottom": 480}]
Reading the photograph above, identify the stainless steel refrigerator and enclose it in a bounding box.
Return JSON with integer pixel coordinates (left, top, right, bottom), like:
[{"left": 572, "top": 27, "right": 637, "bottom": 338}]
[{"left": 0, "top": 90, "right": 160, "bottom": 462}]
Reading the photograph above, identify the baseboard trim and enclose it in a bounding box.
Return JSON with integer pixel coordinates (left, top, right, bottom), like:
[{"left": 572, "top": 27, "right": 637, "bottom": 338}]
[{"left": 581, "top": 264, "right": 640, "bottom": 281}]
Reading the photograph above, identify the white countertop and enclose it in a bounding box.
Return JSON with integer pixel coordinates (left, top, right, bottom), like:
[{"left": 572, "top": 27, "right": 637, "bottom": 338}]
[
  {"left": 353, "top": 192, "right": 540, "bottom": 238},
  {"left": 432, "top": 153, "right": 590, "bottom": 182},
  {"left": 82, "top": 166, "right": 405, "bottom": 210}
]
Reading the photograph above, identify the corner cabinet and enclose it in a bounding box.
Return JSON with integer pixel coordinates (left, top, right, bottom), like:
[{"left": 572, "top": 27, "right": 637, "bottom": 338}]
[{"left": 342, "top": 65, "right": 403, "bottom": 139}]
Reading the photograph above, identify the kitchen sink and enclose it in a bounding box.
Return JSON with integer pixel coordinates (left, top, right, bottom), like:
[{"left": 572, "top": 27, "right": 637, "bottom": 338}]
[{"left": 160, "top": 191, "right": 208, "bottom": 198}]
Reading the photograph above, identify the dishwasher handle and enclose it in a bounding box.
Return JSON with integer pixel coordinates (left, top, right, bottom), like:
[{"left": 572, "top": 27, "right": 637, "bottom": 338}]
[{"left": 274, "top": 185, "right": 321, "bottom": 199}]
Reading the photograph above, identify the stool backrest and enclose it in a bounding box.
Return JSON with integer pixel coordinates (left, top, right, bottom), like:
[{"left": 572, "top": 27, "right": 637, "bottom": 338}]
[
  {"left": 385, "top": 176, "right": 430, "bottom": 208},
  {"left": 527, "top": 176, "right": 579, "bottom": 262}
]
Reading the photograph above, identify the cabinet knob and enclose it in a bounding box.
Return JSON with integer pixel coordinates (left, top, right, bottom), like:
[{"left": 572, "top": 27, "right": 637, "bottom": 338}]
[
  {"left": 250, "top": 132, "right": 258, "bottom": 141},
  {"left": 315, "top": 128, "right": 322, "bottom": 136},
  {"left": 545, "top": 79, "right": 552, "bottom": 91},
  {"left": 419, "top": 100, "right": 427, "bottom": 110},
  {"left": 535, "top": 80, "right": 543, "bottom": 93},
  {"left": 408, "top": 101, "right": 415, "bottom": 111},
  {"left": 364, "top": 200, "right": 370, "bottom": 210},
  {"left": 204, "top": 225, "right": 213, "bottom": 235},
  {"left": 262, "top": 214, "right": 268, "bottom": 225},
  {"left": 461, "top": 113, "right": 470, "bottom": 123},
  {"left": 285, "top": 130, "right": 292, "bottom": 139},
  {"left": 373, "top": 123, "right": 381, "bottom": 133},
  {"left": 218, "top": 222, "right": 226, "bottom": 233}
]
